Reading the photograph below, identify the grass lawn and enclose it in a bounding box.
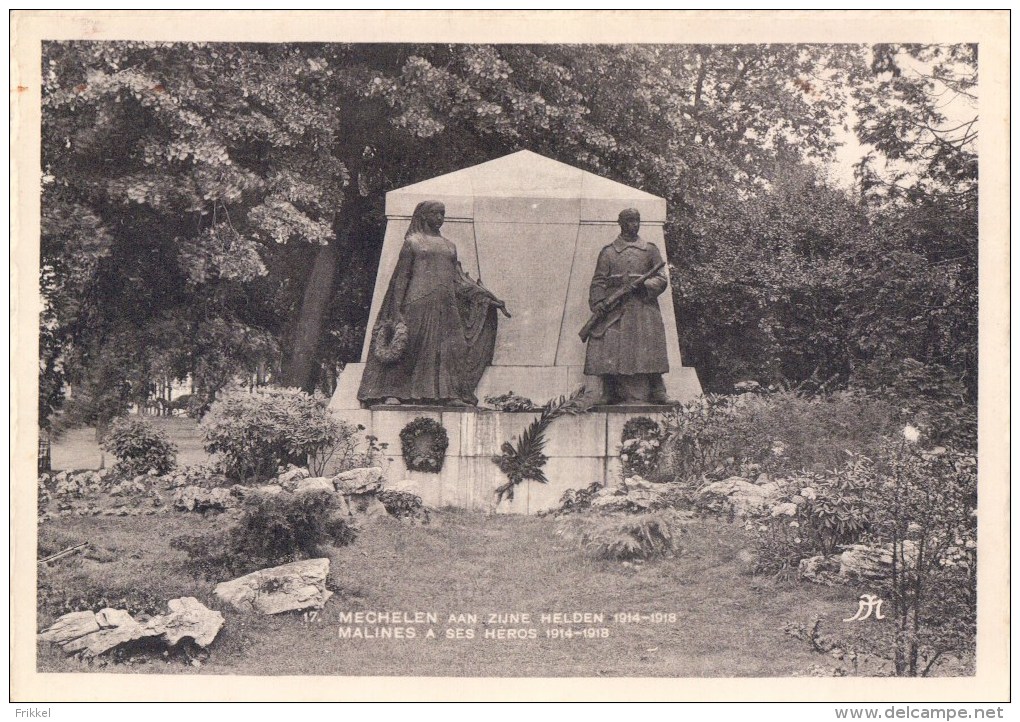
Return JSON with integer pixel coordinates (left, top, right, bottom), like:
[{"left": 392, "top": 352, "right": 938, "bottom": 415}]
[{"left": 37, "top": 509, "right": 866, "bottom": 677}]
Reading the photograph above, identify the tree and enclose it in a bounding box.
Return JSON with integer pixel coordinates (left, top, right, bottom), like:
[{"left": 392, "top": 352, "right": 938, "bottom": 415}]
[
  {"left": 851, "top": 44, "right": 978, "bottom": 398},
  {"left": 42, "top": 42, "right": 885, "bottom": 416}
]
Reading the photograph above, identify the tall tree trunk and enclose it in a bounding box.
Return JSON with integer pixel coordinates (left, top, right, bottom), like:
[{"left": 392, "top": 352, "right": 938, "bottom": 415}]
[{"left": 281, "top": 240, "right": 341, "bottom": 391}]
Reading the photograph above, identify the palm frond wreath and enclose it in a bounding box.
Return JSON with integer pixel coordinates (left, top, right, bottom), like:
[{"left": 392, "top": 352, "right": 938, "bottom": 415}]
[{"left": 492, "top": 389, "right": 587, "bottom": 503}]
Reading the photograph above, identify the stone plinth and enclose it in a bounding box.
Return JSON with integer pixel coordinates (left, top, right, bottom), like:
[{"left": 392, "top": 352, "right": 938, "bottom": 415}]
[{"left": 324, "top": 406, "right": 675, "bottom": 515}]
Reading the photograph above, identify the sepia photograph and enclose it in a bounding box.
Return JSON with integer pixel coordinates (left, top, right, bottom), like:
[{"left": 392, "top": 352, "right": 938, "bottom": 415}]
[{"left": 10, "top": 10, "right": 1010, "bottom": 703}]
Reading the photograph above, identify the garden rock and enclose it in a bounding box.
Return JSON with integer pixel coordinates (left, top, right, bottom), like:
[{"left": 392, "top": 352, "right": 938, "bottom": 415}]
[
  {"left": 172, "top": 485, "right": 234, "bottom": 513},
  {"left": 38, "top": 611, "right": 101, "bottom": 645},
  {"left": 55, "top": 608, "right": 160, "bottom": 657},
  {"left": 328, "top": 494, "right": 354, "bottom": 521},
  {"left": 214, "top": 558, "right": 333, "bottom": 615},
  {"left": 276, "top": 466, "right": 311, "bottom": 490},
  {"left": 698, "top": 477, "right": 777, "bottom": 516},
  {"left": 109, "top": 478, "right": 147, "bottom": 497},
  {"left": 39, "top": 598, "right": 224, "bottom": 659},
  {"left": 839, "top": 542, "right": 918, "bottom": 581},
  {"left": 333, "top": 467, "right": 384, "bottom": 495},
  {"left": 294, "top": 477, "right": 335, "bottom": 495},
  {"left": 347, "top": 494, "right": 388, "bottom": 519},
  {"left": 798, "top": 555, "right": 843, "bottom": 586},
  {"left": 152, "top": 597, "right": 225, "bottom": 647}
]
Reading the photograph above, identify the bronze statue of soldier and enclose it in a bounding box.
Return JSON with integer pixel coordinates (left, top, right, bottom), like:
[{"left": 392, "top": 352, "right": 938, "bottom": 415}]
[{"left": 582, "top": 208, "right": 671, "bottom": 405}]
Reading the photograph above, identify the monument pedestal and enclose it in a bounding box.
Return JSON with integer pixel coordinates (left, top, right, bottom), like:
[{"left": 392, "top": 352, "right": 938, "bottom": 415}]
[{"left": 324, "top": 403, "right": 677, "bottom": 515}]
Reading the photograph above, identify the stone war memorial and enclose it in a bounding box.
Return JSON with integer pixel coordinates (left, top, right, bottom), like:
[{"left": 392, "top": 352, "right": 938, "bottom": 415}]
[{"left": 330, "top": 150, "right": 702, "bottom": 513}]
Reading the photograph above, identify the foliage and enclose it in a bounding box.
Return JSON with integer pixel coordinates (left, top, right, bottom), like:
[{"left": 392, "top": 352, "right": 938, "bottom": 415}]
[
  {"left": 40, "top": 42, "right": 976, "bottom": 415},
  {"left": 861, "top": 438, "right": 977, "bottom": 676},
  {"left": 555, "top": 482, "right": 604, "bottom": 515},
  {"left": 659, "top": 390, "right": 901, "bottom": 483},
  {"left": 483, "top": 391, "right": 537, "bottom": 412},
  {"left": 619, "top": 416, "right": 664, "bottom": 479},
  {"left": 201, "top": 386, "right": 352, "bottom": 483},
  {"left": 582, "top": 512, "right": 681, "bottom": 561},
  {"left": 744, "top": 469, "right": 873, "bottom": 575},
  {"left": 492, "top": 390, "right": 586, "bottom": 503},
  {"left": 398, "top": 417, "right": 449, "bottom": 473},
  {"left": 40, "top": 41, "right": 887, "bottom": 415},
  {"left": 332, "top": 431, "right": 391, "bottom": 475},
  {"left": 742, "top": 427, "right": 976, "bottom": 676},
  {"left": 99, "top": 416, "right": 177, "bottom": 478},
  {"left": 171, "top": 489, "right": 358, "bottom": 579},
  {"left": 377, "top": 489, "right": 430, "bottom": 524}
]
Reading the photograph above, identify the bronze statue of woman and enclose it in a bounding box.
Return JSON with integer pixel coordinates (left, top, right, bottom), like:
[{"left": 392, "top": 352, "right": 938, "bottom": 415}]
[{"left": 358, "top": 200, "right": 509, "bottom": 407}]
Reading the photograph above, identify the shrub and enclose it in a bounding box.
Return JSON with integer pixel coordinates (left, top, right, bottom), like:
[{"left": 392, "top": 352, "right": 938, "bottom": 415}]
[
  {"left": 582, "top": 512, "right": 681, "bottom": 561},
  {"left": 100, "top": 417, "right": 177, "bottom": 478},
  {"left": 744, "top": 464, "right": 874, "bottom": 575},
  {"left": 862, "top": 437, "right": 976, "bottom": 676},
  {"left": 555, "top": 482, "right": 604, "bottom": 514},
  {"left": 201, "top": 386, "right": 356, "bottom": 482},
  {"left": 378, "top": 489, "right": 430, "bottom": 524},
  {"left": 331, "top": 432, "right": 391, "bottom": 475},
  {"left": 744, "top": 430, "right": 977, "bottom": 676},
  {"left": 171, "top": 489, "right": 358, "bottom": 579},
  {"left": 660, "top": 390, "right": 900, "bottom": 484}
]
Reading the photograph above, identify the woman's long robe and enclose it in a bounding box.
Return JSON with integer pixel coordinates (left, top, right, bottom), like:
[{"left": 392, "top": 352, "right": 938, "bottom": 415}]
[{"left": 358, "top": 232, "right": 498, "bottom": 405}]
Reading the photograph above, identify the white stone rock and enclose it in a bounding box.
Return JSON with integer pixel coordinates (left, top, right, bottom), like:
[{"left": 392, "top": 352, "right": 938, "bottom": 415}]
[
  {"left": 40, "top": 599, "right": 225, "bottom": 658},
  {"left": 214, "top": 558, "right": 333, "bottom": 615},
  {"left": 798, "top": 555, "right": 842, "bottom": 586},
  {"left": 698, "top": 477, "right": 777, "bottom": 516},
  {"left": 172, "top": 485, "right": 233, "bottom": 512},
  {"left": 276, "top": 466, "right": 311, "bottom": 490},
  {"left": 60, "top": 609, "right": 157, "bottom": 657},
  {"left": 38, "top": 611, "right": 101, "bottom": 644},
  {"left": 347, "top": 494, "right": 389, "bottom": 519},
  {"left": 294, "top": 477, "right": 335, "bottom": 495},
  {"left": 333, "top": 467, "right": 384, "bottom": 495},
  {"left": 150, "top": 597, "right": 224, "bottom": 647},
  {"left": 839, "top": 542, "right": 918, "bottom": 580}
]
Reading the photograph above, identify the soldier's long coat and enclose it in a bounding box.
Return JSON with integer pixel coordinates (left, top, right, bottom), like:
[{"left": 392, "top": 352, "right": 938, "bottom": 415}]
[{"left": 583, "top": 235, "right": 670, "bottom": 376}]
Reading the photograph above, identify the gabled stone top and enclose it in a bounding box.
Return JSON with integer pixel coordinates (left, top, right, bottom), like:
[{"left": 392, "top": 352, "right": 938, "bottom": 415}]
[{"left": 386, "top": 150, "right": 667, "bottom": 223}]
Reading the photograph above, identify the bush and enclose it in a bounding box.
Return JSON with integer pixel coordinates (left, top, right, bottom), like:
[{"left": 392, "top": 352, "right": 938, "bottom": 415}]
[
  {"left": 744, "top": 466, "right": 873, "bottom": 575},
  {"left": 743, "top": 430, "right": 976, "bottom": 676},
  {"left": 582, "top": 512, "right": 681, "bottom": 561},
  {"left": 201, "top": 386, "right": 357, "bottom": 482},
  {"left": 862, "top": 437, "right": 976, "bottom": 676},
  {"left": 378, "top": 489, "right": 430, "bottom": 524},
  {"left": 171, "top": 489, "right": 358, "bottom": 579},
  {"left": 659, "top": 390, "right": 901, "bottom": 484},
  {"left": 100, "top": 417, "right": 178, "bottom": 478}
]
